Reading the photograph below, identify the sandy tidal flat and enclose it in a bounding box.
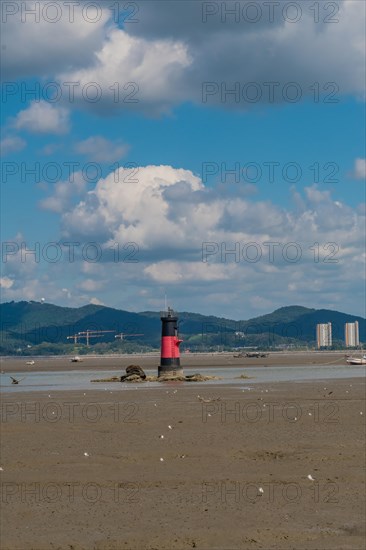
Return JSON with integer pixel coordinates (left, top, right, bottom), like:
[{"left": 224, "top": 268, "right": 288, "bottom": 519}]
[{"left": 0, "top": 374, "right": 365, "bottom": 550}]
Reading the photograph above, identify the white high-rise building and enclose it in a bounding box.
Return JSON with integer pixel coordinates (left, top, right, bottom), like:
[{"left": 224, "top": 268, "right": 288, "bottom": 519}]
[
  {"left": 345, "top": 321, "right": 359, "bottom": 347},
  {"left": 316, "top": 323, "right": 332, "bottom": 348}
]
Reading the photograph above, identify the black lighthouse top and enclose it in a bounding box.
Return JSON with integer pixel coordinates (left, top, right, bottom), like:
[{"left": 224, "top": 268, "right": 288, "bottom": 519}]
[
  {"left": 160, "top": 307, "right": 177, "bottom": 321},
  {"left": 160, "top": 307, "right": 179, "bottom": 337}
]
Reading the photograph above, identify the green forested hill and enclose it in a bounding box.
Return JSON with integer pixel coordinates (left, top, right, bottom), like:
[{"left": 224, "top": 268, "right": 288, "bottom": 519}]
[{"left": 0, "top": 301, "right": 364, "bottom": 354}]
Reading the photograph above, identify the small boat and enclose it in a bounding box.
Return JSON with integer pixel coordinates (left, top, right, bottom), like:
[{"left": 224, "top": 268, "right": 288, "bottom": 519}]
[
  {"left": 346, "top": 355, "right": 366, "bottom": 365},
  {"left": 26, "top": 360, "right": 35, "bottom": 365}
]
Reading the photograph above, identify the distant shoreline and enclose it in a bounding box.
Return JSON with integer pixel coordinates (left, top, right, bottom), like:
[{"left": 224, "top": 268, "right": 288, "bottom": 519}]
[
  {"left": 0, "top": 350, "right": 353, "bottom": 358},
  {"left": 0, "top": 350, "right": 354, "bottom": 374}
]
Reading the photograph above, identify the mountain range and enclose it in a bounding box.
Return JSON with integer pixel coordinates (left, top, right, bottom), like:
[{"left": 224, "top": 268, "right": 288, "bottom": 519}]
[{"left": 0, "top": 301, "right": 364, "bottom": 354}]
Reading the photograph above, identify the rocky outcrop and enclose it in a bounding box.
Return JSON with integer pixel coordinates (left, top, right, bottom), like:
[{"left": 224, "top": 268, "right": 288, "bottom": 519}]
[
  {"left": 185, "top": 374, "right": 220, "bottom": 382},
  {"left": 91, "top": 366, "right": 221, "bottom": 383},
  {"left": 120, "top": 365, "right": 147, "bottom": 382}
]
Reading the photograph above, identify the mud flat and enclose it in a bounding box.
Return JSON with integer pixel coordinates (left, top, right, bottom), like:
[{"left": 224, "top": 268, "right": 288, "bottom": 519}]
[
  {"left": 1, "top": 376, "right": 365, "bottom": 549},
  {"left": 0, "top": 351, "right": 350, "bottom": 374}
]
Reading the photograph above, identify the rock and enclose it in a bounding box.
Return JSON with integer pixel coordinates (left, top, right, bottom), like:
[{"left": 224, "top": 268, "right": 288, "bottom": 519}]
[
  {"left": 145, "top": 375, "right": 159, "bottom": 382},
  {"left": 185, "top": 374, "right": 220, "bottom": 382},
  {"left": 120, "top": 365, "right": 146, "bottom": 382},
  {"left": 126, "top": 365, "right": 146, "bottom": 379},
  {"left": 92, "top": 367, "right": 221, "bottom": 384}
]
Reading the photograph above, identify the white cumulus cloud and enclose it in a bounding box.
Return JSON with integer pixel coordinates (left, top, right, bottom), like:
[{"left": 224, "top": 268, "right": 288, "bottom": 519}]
[
  {"left": 1, "top": 0, "right": 110, "bottom": 79},
  {"left": 22, "top": 162, "right": 366, "bottom": 319},
  {"left": 58, "top": 28, "right": 191, "bottom": 115},
  {"left": 54, "top": 0, "right": 364, "bottom": 114},
  {"left": 2, "top": 1, "right": 364, "bottom": 116},
  {"left": 13, "top": 101, "right": 70, "bottom": 134},
  {"left": 0, "top": 136, "right": 26, "bottom": 156},
  {"left": 89, "top": 297, "right": 105, "bottom": 306},
  {"left": 39, "top": 171, "right": 87, "bottom": 213},
  {"left": 53, "top": 165, "right": 364, "bottom": 262},
  {"left": 75, "top": 136, "right": 129, "bottom": 162},
  {"left": 353, "top": 158, "right": 366, "bottom": 180},
  {"left": 0, "top": 277, "right": 14, "bottom": 289}
]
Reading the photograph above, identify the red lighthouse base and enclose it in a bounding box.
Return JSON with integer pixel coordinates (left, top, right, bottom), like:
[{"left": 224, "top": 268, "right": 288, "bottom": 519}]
[
  {"left": 158, "top": 363, "right": 184, "bottom": 378},
  {"left": 158, "top": 308, "right": 183, "bottom": 378}
]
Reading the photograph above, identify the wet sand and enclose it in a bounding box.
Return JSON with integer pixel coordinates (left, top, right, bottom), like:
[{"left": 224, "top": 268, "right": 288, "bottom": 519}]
[
  {"left": 0, "top": 351, "right": 350, "bottom": 374},
  {"left": 1, "top": 370, "right": 365, "bottom": 549}
]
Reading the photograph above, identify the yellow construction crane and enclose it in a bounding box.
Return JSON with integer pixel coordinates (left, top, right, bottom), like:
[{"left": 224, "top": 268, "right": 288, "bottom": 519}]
[
  {"left": 115, "top": 333, "right": 144, "bottom": 341},
  {"left": 67, "top": 330, "right": 116, "bottom": 346}
]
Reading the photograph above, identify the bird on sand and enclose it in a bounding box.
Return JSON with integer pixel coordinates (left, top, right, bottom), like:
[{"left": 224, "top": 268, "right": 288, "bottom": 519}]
[
  {"left": 10, "top": 376, "right": 25, "bottom": 385},
  {"left": 197, "top": 396, "right": 221, "bottom": 403}
]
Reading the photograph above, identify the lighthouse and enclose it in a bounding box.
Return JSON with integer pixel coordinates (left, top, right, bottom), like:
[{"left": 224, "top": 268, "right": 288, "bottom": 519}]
[{"left": 158, "top": 307, "right": 183, "bottom": 378}]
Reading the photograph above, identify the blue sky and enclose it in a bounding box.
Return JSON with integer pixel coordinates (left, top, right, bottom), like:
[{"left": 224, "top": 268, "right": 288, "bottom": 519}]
[{"left": 1, "top": 1, "right": 365, "bottom": 319}]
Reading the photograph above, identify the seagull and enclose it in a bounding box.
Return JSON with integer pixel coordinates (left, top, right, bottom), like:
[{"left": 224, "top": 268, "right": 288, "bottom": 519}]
[
  {"left": 258, "top": 487, "right": 264, "bottom": 494},
  {"left": 10, "top": 376, "right": 25, "bottom": 385},
  {"left": 84, "top": 452, "right": 89, "bottom": 457},
  {"left": 160, "top": 457, "right": 164, "bottom": 462},
  {"left": 159, "top": 435, "right": 164, "bottom": 439},
  {"left": 197, "top": 396, "right": 221, "bottom": 403},
  {"left": 168, "top": 425, "right": 173, "bottom": 430},
  {"left": 307, "top": 474, "right": 315, "bottom": 481}
]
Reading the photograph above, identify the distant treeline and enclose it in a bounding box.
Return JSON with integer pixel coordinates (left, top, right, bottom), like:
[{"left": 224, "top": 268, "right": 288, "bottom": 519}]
[{"left": 1, "top": 301, "right": 364, "bottom": 355}]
